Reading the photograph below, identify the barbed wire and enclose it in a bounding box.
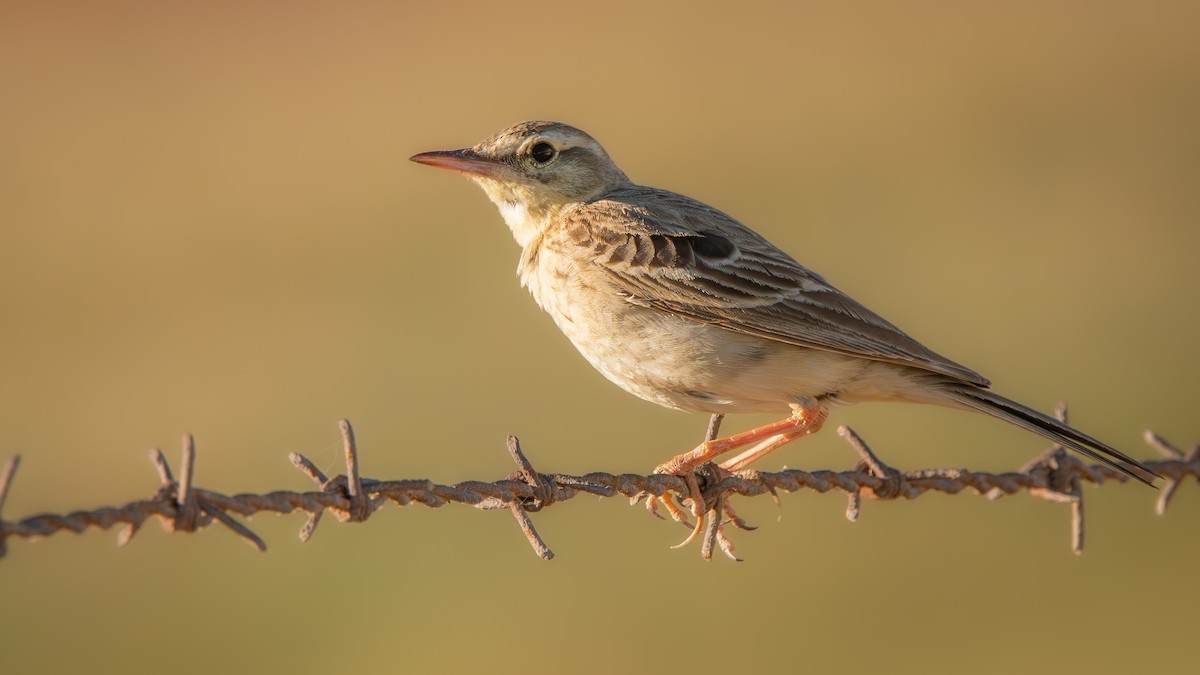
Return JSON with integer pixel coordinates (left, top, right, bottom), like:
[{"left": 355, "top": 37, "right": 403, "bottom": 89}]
[{"left": 0, "top": 411, "right": 1196, "bottom": 561}]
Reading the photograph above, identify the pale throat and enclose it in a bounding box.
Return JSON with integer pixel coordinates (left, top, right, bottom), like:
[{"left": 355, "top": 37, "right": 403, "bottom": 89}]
[
  {"left": 497, "top": 200, "right": 535, "bottom": 242},
  {"left": 473, "top": 176, "right": 555, "bottom": 248}
]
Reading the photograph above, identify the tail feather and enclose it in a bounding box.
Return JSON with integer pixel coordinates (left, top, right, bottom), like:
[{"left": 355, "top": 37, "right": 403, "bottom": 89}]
[{"left": 939, "top": 384, "right": 1158, "bottom": 485}]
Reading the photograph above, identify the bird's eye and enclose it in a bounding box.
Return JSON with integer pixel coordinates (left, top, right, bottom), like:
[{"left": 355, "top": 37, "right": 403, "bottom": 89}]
[{"left": 529, "top": 141, "right": 557, "bottom": 164}]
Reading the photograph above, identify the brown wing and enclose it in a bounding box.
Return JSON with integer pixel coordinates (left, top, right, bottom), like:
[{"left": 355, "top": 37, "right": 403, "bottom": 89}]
[{"left": 559, "top": 186, "right": 990, "bottom": 387}]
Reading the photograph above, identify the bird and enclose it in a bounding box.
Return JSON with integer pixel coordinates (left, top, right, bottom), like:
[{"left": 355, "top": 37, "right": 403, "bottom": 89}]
[{"left": 410, "top": 121, "right": 1156, "bottom": 539}]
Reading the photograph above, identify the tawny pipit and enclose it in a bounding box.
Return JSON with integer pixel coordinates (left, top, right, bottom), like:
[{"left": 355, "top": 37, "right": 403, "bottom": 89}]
[{"left": 411, "top": 121, "right": 1155, "bottom": 534}]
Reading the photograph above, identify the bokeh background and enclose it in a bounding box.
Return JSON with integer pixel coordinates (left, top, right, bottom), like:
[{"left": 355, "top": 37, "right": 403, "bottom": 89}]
[{"left": 2, "top": 2, "right": 1197, "bottom": 673}]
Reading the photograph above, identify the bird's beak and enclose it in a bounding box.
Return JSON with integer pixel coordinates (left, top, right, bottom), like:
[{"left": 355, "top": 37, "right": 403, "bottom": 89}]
[{"left": 409, "top": 148, "right": 510, "bottom": 178}]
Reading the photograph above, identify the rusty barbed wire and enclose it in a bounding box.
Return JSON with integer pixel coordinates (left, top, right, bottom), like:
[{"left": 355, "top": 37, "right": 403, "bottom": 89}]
[{"left": 0, "top": 413, "right": 1196, "bottom": 561}]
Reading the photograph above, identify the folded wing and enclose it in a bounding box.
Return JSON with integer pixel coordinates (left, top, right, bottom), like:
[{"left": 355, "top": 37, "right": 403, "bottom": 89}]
[{"left": 560, "top": 187, "right": 990, "bottom": 387}]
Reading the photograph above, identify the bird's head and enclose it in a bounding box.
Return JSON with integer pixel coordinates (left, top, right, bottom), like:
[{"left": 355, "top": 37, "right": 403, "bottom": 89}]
[{"left": 411, "top": 121, "right": 630, "bottom": 245}]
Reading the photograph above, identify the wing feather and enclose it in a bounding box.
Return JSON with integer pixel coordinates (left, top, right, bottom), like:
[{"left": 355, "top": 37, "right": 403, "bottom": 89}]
[{"left": 559, "top": 187, "right": 990, "bottom": 387}]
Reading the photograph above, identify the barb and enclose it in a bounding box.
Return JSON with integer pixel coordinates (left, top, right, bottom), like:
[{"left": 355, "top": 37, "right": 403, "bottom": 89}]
[
  {"left": 0, "top": 455, "right": 20, "bottom": 558},
  {"left": 0, "top": 418, "right": 1196, "bottom": 561}
]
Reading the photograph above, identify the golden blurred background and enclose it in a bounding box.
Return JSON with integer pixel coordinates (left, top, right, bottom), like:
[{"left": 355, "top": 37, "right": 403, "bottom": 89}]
[{"left": 2, "top": 1, "right": 1197, "bottom": 672}]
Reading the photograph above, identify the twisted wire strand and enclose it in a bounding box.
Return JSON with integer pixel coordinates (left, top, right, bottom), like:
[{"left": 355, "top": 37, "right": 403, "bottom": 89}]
[{"left": 0, "top": 419, "right": 1195, "bottom": 561}]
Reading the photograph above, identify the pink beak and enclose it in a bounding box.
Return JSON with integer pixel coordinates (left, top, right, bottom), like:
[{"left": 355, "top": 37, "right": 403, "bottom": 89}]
[{"left": 409, "top": 149, "right": 510, "bottom": 178}]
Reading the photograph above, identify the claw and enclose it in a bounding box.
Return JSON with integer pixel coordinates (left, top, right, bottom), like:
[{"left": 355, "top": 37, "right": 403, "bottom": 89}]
[
  {"left": 643, "top": 493, "right": 664, "bottom": 519},
  {"left": 666, "top": 471, "right": 708, "bottom": 548},
  {"left": 723, "top": 497, "right": 757, "bottom": 531},
  {"left": 715, "top": 523, "right": 740, "bottom": 561},
  {"left": 670, "top": 508, "right": 707, "bottom": 549}
]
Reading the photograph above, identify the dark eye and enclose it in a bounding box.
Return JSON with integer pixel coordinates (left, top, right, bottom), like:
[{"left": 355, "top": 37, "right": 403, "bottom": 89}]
[{"left": 530, "top": 141, "right": 557, "bottom": 164}]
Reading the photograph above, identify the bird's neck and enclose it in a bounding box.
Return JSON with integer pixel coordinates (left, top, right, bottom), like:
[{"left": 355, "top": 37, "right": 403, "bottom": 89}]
[
  {"left": 473, "top": 177, "right": 563, "bottom": 248},
  {"left": 495, "top": 199, "right": 541, "bottom": 248}
]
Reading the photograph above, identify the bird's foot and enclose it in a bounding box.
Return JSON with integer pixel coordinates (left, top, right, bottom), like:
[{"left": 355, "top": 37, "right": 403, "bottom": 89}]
[
  {"left": 649, "top": 460, "right": 757, "bottom": 551},
  {"left": 646, "top": 458, "right": 708, "bottom": 547},
  {"left": 642, "top": 406, "right": 824, "bottom": 554}
]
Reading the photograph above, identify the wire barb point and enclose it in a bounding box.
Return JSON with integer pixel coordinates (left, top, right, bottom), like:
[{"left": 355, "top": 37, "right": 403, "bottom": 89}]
[
  {"left": 504, "top": 435, "right": 556, "bottom": 560},
  {"left": 0, "top": 455, "right": 21, "bottom": 559}
]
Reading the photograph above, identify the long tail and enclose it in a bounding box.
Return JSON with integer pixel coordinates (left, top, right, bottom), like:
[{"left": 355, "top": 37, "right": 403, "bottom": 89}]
[{"left": 938, "top": 383, "right": 1158, "bottom": 485}]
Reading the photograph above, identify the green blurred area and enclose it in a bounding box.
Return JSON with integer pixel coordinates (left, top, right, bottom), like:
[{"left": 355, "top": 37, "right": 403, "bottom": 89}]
[{"left": 1, "top": 2, "right": 1197, "bottom": 673}]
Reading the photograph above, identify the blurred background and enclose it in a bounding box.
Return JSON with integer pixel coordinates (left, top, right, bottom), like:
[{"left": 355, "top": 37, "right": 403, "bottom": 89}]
[{"left": 1, "top": 1, "right": 1197, "bottom": 672}]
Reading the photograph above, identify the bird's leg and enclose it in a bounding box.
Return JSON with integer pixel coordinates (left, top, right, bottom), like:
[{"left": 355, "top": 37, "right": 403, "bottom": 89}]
[
  {"left": 720, "top": 404, "right": 828, "bottom": 471},
  {"left": 656, "top": 404, "right": 826, "bottom": 477},
  {"left": 720, "top": 433, "right": 791, "bottom": 471},
  {"left": 650, "top": 405, "right": 826, "bottom": 549},
  {"left": 705, "top": 407, "right": 826, "bottom": 552},
  {"left": 654, "top": 412, "right": 820, "bottom": 476},
  {"left": 720, "top": 418, "right": 826, "bottom": 474}
]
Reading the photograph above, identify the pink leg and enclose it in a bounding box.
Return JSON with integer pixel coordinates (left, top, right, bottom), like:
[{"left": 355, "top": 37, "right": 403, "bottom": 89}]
[
  {"left": 655, "top": 404, "right": 826, "bottom": 475},
  {"left": 650, "top": 402, "right": 828, "bottom": 548},
  {"left": 720, "top": 407, "right": 826, "bottom": 472}
]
